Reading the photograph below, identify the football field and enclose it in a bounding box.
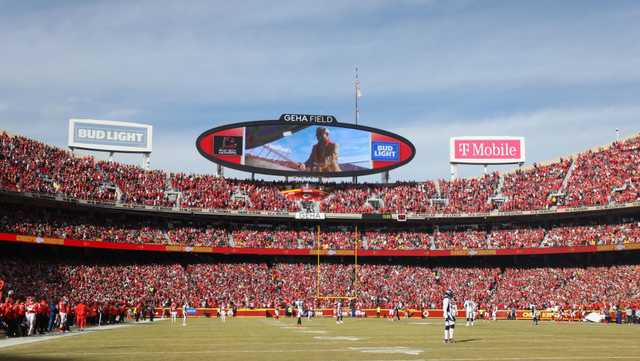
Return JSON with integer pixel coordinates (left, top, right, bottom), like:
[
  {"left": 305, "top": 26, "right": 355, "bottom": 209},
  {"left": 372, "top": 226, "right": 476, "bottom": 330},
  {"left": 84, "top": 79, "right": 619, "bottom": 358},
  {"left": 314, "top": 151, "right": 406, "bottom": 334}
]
[{"left": 1, "top": 317, "right": 639, "bottom": 361}]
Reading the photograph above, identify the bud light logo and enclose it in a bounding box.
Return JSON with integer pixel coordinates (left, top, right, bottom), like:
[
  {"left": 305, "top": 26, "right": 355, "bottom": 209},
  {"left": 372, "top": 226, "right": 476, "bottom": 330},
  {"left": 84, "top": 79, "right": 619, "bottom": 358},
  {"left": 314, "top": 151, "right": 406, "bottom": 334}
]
[{"left": 371, "top": 141, "right": 399, "bottom": 161}]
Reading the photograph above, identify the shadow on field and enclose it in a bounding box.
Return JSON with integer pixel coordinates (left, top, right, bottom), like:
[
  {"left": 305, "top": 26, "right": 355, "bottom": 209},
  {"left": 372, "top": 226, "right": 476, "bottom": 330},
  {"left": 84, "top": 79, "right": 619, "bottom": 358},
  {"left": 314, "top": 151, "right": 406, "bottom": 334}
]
[{"left": 455, "top": 338, "right": 481, "bottom": 343}]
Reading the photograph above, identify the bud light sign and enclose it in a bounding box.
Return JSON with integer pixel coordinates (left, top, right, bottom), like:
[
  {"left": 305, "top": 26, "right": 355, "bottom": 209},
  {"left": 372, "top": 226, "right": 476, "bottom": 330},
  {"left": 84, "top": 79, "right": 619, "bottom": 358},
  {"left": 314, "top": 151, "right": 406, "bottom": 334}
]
[
  {"left": 68, "top": 119, "right": 153, "bottom": 153},
  {"left": 371, "top": 141, "right": 399, "bottom": 161},
  {"left": 450, "top": 137, "right": 525, "bottom": 164}
]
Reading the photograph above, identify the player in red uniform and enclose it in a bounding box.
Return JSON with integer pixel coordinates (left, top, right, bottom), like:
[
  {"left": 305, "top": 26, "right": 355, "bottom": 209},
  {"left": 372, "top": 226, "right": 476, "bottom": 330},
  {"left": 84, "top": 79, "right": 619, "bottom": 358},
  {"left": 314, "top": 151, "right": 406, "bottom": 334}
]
[
  {"left": 170, "top": 301, "right": 178, "bottom": 324},
  {"left": 3, "top": 298, "right": 19, "bottom": 337},
  {"left": 76, "top": 302, "right": 87, "bottom": 330}
]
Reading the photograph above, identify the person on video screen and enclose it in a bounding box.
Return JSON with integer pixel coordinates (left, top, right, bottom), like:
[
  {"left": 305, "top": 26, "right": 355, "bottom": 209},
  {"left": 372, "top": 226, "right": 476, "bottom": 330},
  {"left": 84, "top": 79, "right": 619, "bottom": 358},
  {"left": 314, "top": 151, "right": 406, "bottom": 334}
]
[{"left": 299, "top": 127, "right": 341, "bottom": 172}]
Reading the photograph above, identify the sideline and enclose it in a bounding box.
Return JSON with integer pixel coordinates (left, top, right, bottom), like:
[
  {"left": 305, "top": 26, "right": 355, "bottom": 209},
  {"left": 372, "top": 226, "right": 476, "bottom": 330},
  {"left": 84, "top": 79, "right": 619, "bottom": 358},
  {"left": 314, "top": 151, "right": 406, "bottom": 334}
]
[{"left": 0, "top": 319, "right": 163, "bottom": 350}]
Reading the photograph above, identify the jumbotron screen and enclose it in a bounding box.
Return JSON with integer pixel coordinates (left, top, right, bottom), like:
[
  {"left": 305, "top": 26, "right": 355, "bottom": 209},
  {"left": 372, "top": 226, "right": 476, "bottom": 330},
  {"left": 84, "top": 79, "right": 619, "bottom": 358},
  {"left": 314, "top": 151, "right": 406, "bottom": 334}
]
[{"left": 196, "top": 114, "right": 415, "bottom": 177}]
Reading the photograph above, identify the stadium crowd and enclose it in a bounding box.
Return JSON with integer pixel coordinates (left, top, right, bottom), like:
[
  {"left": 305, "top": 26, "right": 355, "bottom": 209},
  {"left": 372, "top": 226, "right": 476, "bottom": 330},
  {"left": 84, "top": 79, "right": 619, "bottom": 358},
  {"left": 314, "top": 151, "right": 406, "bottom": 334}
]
[
  {"left": 498, "top": 160, "right": 571, "bottom": 211},
  {"left": 2, "top": 204, "right": 640, "bottom": 250},
  {"left": 2, "top": 257, "right": 639, "bottom": 337},
  {"left": 2, "top": 132, "right": 640, "bottom": 339},
  {"left": 2, "top": 131, "right": 640, "bottom": 215},
  {"left": 564, "top": 135, "right": 640, "bottom": 208}
]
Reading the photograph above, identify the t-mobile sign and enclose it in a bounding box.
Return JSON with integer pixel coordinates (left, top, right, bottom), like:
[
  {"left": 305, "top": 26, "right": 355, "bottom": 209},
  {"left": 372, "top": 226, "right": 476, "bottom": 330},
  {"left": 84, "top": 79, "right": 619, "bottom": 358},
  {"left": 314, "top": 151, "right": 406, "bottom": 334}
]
[{"left": 450, "top": 137, "right": 525, "bottom": 164}]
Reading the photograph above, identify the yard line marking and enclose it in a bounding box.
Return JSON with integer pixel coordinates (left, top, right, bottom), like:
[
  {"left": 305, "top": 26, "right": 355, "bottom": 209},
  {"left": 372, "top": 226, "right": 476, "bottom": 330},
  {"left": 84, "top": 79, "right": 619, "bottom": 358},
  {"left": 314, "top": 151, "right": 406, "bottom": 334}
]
[
  {"left": 13, "top": 350, "right": 640, "bottom": 359},
  {"left": 349, "top": 346, "right": 424, "bottom": 355},
  {"left": 12, "top": 349, "right": 396, "bottom": 356},
  {"left": 314, "top": 336, "right": 363, "bottom": 341},
  {"left": 10, "top": 348, "right": 640, "bottom": 359}
]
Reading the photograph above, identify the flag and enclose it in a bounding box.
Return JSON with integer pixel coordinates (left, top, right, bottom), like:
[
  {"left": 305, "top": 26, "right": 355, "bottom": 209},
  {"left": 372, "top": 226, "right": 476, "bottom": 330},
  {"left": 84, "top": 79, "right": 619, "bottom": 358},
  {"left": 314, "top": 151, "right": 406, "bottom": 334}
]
[{"left": 355, "top": 79, "right": 362, "bottom": 97}]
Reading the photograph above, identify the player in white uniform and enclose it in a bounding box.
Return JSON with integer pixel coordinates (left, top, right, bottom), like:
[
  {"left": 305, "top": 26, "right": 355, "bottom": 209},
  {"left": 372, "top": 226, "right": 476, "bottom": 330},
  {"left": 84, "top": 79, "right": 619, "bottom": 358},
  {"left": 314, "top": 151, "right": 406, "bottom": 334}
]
[
  {"left": 295, "top": 300, "right": 304, "bottom": 327},
  {"left": 336, "top": 301, "right": 344, "bottom": 324},
  {"left": 182, "top": 301, "right": 189, "bottom": 326},
  {"left": 464, "top": 299, "right": 476, "bottom": 326},
  {"left": 273, "top": 301, "right": 280, "bottom": 320},
  {"left": 220, "top": 302, "right": 226, "bottom": 322},
  {"left": 530, "top": 304, "right": 539, "bottom": 325},
  {"left": 307, "top": 304, "right": 314, "bottom": 320},
  {"left": 25, "top": 297, "right": 37, "bottom": 336},
  {"left": 443, "top": 289, "right": 456, "bottom": 344}
]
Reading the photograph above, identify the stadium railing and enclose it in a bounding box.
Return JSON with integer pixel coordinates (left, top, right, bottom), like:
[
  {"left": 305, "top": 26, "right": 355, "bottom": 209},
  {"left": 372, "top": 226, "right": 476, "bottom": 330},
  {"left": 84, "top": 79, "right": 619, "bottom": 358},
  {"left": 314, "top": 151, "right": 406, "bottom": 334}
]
[{"left": 3, "top": 189, "right": 640, "bottom": 222}]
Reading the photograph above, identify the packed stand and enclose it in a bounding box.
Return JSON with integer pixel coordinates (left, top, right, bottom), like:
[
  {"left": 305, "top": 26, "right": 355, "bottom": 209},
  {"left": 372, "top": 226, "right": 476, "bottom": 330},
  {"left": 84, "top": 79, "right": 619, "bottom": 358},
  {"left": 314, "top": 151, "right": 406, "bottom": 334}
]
[
  {"left": 3, "top": 131, "right": 640, "bottom": 214},
  {"left": 439, "top": 174, "right": 500, "bottom": 214},
  {"left": 3, "top": 204, "right": 640, "bottom": 250},
  {"left": 171, "top": 173, "right": 299, "bottom": 212},
  {"left": 0, "top": 132, "right": 115, "bottom": 201},
  {"left": 493, "top": 265, "right": 640, "bottom": 310},
  {"left": 2, "top": 256, "right": 639, "bottom": 337},
  {"left": 564, "top": 135, "right": 640, "bottom": 207},
  {"left": 498, "top": 159, "right": 571, "bottom": 211}
]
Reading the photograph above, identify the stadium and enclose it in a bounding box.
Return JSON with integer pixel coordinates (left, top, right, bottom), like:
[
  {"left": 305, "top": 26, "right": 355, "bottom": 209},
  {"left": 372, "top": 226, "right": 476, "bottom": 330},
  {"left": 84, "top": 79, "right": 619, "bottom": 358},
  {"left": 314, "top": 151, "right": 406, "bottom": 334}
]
[{"left": 2, "top": 2, "right": 640, "bottom": 361}]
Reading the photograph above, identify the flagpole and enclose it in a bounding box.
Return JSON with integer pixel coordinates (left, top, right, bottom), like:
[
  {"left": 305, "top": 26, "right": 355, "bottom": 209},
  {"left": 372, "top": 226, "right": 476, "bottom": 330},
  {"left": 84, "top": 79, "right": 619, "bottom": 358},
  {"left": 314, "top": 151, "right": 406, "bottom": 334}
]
[{"left": 355, "top": 66, "right": 359, "bottom": 125}]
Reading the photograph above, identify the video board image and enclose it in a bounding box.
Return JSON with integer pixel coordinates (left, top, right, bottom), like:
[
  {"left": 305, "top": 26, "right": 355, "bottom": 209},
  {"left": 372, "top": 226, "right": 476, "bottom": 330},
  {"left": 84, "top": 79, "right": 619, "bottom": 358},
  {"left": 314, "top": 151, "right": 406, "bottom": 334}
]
[{"left": 245, "top": 124, "right": 371, "bottom": 173}]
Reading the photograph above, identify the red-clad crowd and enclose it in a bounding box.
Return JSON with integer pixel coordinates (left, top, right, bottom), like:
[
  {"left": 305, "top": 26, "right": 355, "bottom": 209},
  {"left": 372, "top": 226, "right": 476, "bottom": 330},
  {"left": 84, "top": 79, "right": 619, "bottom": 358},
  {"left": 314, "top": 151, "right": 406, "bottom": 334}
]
[
  {"left": 170, "top": 173, "right": 299, "bottom": 212},
  {"left": 564, "top": 135, "right": 640, "bottom": 207},
  {"left": 494, "top": 265, "right": 640, "bottom": 310},
  {"left": 499, "top": 160, "right": 571, "bottom": 211},
  {"left": 440, "top": 174, "right": 500, "bottom": 214},
  {"left": 2, "top": 204, "right": 640, "bottom": 250},
  {"left": 2, "top": 257, "right": 639, "bottom": 337},
  {"left": 2, "top": 131, "right": 640, "bottom": 215}
]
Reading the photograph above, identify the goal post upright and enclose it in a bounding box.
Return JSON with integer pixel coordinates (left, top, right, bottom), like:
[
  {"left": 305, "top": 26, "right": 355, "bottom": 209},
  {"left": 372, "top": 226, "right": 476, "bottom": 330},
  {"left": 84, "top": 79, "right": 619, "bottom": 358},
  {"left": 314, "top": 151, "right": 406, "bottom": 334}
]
[
  {"left": 354, "top": 224, "right": 358, "bottom": 297},
  {"left": 316, "top": 224, "right": 321, "bottom": 299},
  {"left": 315, "top": 224, "right": 360, "bottom": 302}
]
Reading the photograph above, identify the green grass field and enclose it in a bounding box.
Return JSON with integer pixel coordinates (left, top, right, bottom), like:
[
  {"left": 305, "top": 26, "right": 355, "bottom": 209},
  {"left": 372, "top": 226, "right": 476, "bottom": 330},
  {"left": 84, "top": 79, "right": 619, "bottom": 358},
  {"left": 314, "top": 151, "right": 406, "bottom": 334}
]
[{"left": 2, "top": 317, "right": 639, "bottom": 361}]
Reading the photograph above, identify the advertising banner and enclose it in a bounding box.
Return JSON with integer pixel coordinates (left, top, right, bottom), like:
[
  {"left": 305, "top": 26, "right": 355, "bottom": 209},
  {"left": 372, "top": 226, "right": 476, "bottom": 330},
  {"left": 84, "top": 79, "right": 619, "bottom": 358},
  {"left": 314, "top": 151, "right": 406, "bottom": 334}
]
[
  {"left": 68, "top": 119, "right": 153, "bottom": 153},
  {"left": 450, "top": 136, "right": 525, "bottom": 164}
]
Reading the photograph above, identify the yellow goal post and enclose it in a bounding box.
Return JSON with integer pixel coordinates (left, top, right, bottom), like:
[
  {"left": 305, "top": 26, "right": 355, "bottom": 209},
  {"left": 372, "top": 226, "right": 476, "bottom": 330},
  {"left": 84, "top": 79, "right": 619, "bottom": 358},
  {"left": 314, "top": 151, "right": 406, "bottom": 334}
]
[{"left": 315, "top": 224, "right": 359, "bottom": 301}]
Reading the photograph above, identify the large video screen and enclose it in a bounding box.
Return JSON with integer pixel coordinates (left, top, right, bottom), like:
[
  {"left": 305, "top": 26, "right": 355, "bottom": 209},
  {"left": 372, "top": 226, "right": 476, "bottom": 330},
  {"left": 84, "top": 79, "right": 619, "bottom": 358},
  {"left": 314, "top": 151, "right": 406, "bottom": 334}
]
[
  {"left": 245, "top": 124, "right": 372, "bottom": 172},
  {"left": 197, "top": 120, "right": 415, "bottom": 177}
]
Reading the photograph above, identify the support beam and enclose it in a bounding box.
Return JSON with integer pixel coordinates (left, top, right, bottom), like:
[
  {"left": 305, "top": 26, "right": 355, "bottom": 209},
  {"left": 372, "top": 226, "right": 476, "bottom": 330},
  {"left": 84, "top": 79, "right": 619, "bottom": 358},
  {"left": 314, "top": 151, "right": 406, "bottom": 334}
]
[
  {"left": 142, "top": 153, "right": 150, "bottom": 170},
  {"left": 450, "top": 164, "right": 458, "bottom": 180},
  {"left": 381, "top": 171, "right": 389, "bottom": 184}
]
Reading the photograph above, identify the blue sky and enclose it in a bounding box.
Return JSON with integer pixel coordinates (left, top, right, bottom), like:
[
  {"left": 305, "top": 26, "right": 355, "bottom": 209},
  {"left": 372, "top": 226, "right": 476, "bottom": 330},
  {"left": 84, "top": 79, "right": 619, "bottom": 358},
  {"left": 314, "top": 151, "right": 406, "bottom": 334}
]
[{"left": 1, "top": 0, "right": 639, "bottom": 182}]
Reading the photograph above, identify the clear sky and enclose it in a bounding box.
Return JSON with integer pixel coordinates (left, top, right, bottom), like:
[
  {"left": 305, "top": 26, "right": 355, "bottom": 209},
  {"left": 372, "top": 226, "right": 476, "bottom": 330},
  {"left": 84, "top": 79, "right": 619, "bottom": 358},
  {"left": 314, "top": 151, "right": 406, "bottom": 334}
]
[{"left": 1, "top": 0, "right": 639, "bottom": 182}]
